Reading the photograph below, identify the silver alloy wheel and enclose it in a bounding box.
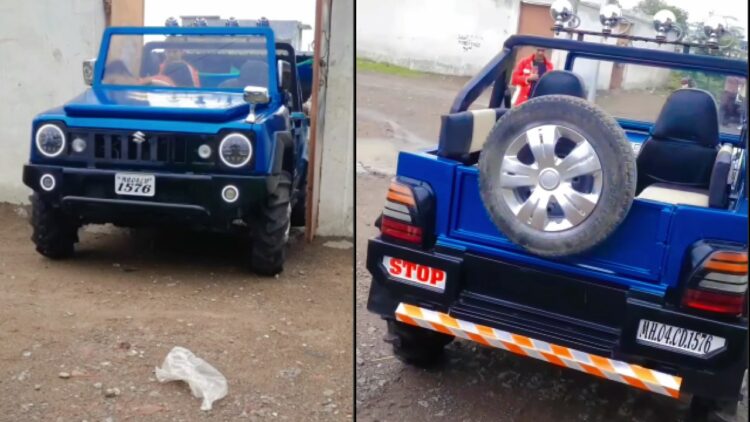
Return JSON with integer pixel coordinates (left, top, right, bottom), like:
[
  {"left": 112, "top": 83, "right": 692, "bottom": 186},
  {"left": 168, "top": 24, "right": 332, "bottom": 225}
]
[{"left": 499, "top": 124, "right": 602, "bottom": 232}]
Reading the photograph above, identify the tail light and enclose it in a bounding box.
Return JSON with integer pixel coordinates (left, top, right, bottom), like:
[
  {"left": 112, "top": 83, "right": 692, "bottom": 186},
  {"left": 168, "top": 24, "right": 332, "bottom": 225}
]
[
  {"left": 379, "top": 179, "right": 434, "bottom": 247},
  {"left": 681, "top": 246, "right": 748, "bottom": 317}
]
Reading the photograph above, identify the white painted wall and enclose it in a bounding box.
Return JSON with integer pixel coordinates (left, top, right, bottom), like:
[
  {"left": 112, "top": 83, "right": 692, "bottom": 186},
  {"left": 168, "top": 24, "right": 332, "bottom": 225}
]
[
  {"left": 356, "top": 0, "right": 521, "bottom": 76},
  {"left": 0, "top": 0, "right": 105, "bottom": 204},
  {"left": 316, "top": 0, "right": 354, "bottom": 237}
]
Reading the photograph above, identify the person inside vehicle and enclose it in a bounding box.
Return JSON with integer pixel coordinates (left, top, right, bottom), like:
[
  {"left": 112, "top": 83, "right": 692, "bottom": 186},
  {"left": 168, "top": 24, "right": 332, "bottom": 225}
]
[
  {"left": 217, "top": 59, "right": 269, "bottom": 89},
  {"left": 511, "top": 48, "right": 554, "bottom": 106},
  {"left": 141, "top": 48, "right": 201, "bottom": 87}
]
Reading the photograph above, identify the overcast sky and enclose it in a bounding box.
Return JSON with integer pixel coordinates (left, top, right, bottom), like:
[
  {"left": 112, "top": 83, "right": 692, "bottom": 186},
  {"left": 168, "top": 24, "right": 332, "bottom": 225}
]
[
  {"left": 144, "top": 0, "right": 316, "bottom": 48},
  {"left": 619, "top": 0, "right": 748, "bottom": 29}
]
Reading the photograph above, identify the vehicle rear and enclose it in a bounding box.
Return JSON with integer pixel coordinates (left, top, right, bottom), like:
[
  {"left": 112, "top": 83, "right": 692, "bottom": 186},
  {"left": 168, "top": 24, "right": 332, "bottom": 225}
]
[{"left": 366, "top": 36, "right": 748, "bottom": 409}]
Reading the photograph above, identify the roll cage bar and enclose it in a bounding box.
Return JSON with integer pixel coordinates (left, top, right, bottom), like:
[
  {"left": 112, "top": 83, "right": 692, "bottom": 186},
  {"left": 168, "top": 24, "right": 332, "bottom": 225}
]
[{"left": 452, "top": 35, "right": 748, "bottom": 114}]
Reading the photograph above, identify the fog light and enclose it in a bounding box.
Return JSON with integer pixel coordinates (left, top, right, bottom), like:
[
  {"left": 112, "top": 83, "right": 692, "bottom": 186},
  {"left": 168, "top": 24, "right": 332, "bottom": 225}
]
[
  {"left": 221, "top": 185, "right": 239, "bottom": 203},
  {"left": 40, "top": 174, "right": 56, "bottom": 192},
  {"left": 198, "top": 144, "right": 212, "bottom": 159},
  {"left": 72, "top": 137, "right": 87, "bottom": 153}
]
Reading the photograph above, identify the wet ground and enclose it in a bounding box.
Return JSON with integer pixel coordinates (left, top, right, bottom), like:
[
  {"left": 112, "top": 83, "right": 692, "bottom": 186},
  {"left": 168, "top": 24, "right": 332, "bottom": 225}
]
[
  {"left": 0, "top": 204, "right": 353, "bottom": 421},
  {"left": 354, "top": 69, "right": 748, "bottom": 422}
]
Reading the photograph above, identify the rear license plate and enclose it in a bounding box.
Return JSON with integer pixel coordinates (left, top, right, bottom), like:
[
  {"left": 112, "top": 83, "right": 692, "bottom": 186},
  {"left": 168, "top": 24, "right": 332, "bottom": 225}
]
[
  {"left": 382, "top": 256, "right": 446, "bottom": 292},
  {"left": 637, "top": 319, "right": 726, "bottom": 356},
  {"left": 115, "top": 173, "right": 155, "bottom": 197}
]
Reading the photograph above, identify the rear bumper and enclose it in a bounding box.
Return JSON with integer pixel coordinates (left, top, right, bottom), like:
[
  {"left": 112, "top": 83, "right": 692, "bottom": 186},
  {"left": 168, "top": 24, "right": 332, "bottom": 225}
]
[
  {"left": 23, "top": 164, "right": 273, "bottom": 228},
  {"left": 366, "top": 237, "right": 748, "bottom": 401}
]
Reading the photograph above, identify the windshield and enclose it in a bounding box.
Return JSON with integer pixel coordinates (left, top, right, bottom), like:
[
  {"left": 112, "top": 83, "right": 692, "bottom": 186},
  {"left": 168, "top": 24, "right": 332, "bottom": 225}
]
[{"left": 101, "top": 33, "right": 273, "bottom": 91}]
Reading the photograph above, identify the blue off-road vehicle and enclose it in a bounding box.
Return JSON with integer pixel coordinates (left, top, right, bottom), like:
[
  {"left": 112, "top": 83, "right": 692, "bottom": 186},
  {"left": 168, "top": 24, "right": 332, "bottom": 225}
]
[
  {"left": 366, "top": 4, "right": 748, "bottom": 420},
  {"left": 23, "top": 20, "right": 313, "bottom": 275}
]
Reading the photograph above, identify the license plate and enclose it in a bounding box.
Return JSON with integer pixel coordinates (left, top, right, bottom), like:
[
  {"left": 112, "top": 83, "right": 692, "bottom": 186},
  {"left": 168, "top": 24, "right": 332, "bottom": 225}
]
[
  {"left": 382, "top": 256, "right": 446, "bottom": 292},
  {"left": 637, "top": 319, "right": 726, "bottom": 356},
  {"left": 115, "top": 173, "right": 155, "bottom": 197}
]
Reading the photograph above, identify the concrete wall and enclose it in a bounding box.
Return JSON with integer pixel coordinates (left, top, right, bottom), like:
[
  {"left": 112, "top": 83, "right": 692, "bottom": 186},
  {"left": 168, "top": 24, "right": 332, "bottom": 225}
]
[
  {"left": 356, "top": 0, "right": 521, "bottom": 76},
  {"left": 0, "top": 0, "right": 106, "bottom": 203},
  {"left": 316, "top": 0, "right": 354, "bottom": 237}
]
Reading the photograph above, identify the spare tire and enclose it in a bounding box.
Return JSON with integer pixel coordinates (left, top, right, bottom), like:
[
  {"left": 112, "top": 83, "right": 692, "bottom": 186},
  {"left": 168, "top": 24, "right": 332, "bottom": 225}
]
[{"left": 478, "top": 95, "right": 636, "bottom": 257}]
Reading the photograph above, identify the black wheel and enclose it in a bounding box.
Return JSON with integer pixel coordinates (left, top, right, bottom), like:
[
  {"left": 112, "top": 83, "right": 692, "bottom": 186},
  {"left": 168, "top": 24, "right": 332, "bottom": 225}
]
[
  {"left": 478, "top": 95, "right": 636, "bottom": 257},
  {"left": 30, "top": 193, "right": 79, "bottom": 259},
  {"left": 385, "top": 319, "right": 454, "bottom": 367},
  {"left": 251, "top": 172, "right": 292, "bottom": 276},
  {"left": 291, "top": 164, "right": 307, "bottom": 227}
]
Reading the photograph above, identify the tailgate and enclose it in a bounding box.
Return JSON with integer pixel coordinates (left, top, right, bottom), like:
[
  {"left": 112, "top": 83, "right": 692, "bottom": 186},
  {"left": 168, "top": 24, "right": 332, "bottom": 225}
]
[{"left": 448, "top": 165, "right": 672, "bottom": 285}]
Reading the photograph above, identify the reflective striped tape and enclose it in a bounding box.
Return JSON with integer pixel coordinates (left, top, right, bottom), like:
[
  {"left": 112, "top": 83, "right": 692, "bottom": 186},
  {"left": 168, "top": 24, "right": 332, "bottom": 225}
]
[{"left": 395, "top": 303, "right": 682, "bottom": 398}]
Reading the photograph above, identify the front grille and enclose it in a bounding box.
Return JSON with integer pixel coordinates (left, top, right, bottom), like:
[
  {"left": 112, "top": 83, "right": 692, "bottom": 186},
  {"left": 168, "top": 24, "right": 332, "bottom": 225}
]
[
  {"left": 93, "top": 133, "right": 171, "bottom": 163},
  {"left": 68, "top": 130, "right": 216, "bottom": 170}
]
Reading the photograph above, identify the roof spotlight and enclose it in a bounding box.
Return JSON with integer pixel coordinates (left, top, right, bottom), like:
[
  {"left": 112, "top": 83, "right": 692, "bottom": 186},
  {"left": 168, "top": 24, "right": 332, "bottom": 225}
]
[
  {"left": 257, "top": 17, "right": 270, "bottom": 28},
  {"left": 599, "top": 4, "right": 623, "bottom": 35},
  {"left": 164, "top": 16, "right": 179, "bottom": 27},
  {"left": 653, "top": 9, "right": 681, "bottom": 42},
  {"left": 226, "top": 17, "right": 239, "bottom": 27},
  {"left": 191, "top": 17, "right": 208, "bottom": 27},
  {"left": 703, "top": 16, "right": 727, "bottom": 49},
  {"left": 550, "top": 0, "right": 576, "bottom": 31}
]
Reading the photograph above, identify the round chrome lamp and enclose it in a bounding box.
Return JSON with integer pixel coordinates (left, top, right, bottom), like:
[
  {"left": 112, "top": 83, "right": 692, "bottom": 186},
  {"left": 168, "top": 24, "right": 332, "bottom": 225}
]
[{"left": 599, "top": 4, "right": 623, "bottom": 35}]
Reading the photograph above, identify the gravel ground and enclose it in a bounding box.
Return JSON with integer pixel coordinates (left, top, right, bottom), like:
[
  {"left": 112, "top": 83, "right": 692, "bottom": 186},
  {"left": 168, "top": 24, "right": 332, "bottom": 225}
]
[
  {"left": 354, "top": 69, "right": 748, "bottom": 422},
  {"left": 0, "top": 203, "right": 353, "bottom": 421}
]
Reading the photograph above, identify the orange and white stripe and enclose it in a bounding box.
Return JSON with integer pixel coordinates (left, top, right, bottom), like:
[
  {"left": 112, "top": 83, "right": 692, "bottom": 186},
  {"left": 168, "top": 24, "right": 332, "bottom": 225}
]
[{"left": 395, "top": 303, "right": 682, "bottom": 398}]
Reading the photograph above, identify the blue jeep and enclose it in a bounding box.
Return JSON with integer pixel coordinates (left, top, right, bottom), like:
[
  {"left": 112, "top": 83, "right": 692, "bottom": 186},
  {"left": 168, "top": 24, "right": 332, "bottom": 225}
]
[
  {"left": 23, "top": 21, "right": 312, "bottom": 275},
  {"left": 366, "top": 7, "right": 748, "bottom": 420}
]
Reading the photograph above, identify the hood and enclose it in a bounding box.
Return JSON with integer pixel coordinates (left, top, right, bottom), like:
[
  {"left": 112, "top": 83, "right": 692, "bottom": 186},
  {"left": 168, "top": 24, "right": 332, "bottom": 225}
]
[{"left": 63, "top": 88, "right": 258, "bottom": 123}]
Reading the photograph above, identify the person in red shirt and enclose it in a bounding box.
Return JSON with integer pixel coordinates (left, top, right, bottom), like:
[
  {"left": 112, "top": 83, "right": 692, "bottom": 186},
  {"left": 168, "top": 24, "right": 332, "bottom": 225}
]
[{"left": 511, "top": 48, "right": 554, "bottom": 106}]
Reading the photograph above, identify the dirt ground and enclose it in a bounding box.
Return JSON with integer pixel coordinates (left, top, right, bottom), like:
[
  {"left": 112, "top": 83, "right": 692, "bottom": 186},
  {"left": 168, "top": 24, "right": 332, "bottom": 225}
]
[
  {"left": 355, "top": 69, "right": 748, "bottom": 422},
  {"left": 0, "top": 203, "right": 353, "bottom": 421}
]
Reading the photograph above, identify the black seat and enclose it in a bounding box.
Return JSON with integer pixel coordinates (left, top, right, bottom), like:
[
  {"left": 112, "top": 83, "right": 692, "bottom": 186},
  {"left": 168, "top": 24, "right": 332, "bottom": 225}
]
[
  {"left": 636, "top": 89, "right": 720, "bottom": 195},
  {"left": 218, "top": 59, "right": 269, "bottom": 89},
  {"left": 529, "top": 70, "right": 587, "bottom": 99}
]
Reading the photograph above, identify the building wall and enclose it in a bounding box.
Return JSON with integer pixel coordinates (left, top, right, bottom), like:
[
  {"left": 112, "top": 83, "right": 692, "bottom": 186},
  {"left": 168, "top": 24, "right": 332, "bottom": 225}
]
[
  {"left": 316, "top": 0, "right": 354, "bottom": 237},
  {"left": 0, "top": 0, "right": 106, "bottom": 203},
  {"left": 356, "top": 0, "right": 521, "bottom": 76}
]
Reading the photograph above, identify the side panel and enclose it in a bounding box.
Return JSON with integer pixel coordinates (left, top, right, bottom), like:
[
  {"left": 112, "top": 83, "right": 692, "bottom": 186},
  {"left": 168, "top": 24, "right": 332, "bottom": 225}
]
[{"left": 661, "top": 206, "right": 749, "bottom": 287}]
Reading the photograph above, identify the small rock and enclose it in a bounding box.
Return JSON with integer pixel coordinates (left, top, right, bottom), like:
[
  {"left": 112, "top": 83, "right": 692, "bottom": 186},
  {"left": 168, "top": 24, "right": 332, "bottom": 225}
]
[
  {"left": 104, "top": 387, "right": 120, "bottom": 398},
  {"left": 118, "top": 341, "right": 131, "bottom": 350},
  {"left": 323, "top": 389, "right": 335, "bottom": 397},
  {"left": 58, "top": 372, "right": 71, "bottom": 379},
  {"left": 22, "top": 351, "right": 32, "bottom": 358},
  {"left": 93, "top": 382, "right": 103, "bottom": 389},
  {"left": 34, "top": 384, "right": 41, "bottom": 391}
]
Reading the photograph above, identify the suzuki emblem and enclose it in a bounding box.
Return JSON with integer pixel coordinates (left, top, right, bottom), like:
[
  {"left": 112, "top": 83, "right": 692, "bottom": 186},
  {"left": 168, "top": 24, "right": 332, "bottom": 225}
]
[{"left": 132, "top": 131, "right": 146, "bottom": 144}]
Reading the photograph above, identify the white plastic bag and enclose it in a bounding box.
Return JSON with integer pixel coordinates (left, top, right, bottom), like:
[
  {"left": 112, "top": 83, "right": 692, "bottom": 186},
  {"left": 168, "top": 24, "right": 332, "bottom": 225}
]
[{"left": 155, "top": 346, "right": 228, "bottom": 410}]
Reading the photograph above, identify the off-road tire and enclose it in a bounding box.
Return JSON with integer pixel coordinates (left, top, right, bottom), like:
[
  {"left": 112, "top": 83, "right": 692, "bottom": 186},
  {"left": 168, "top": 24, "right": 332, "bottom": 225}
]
[
  {"left": 30, "top": 193, "right": 79, "bottom": 259},
  {"left": 385, "top": 319, "right": 454, "bottom": 368},
  {"left": 688, "top": 372, "right": 748, "bottom": 422},
  {"left": 291, "top": 175, "right": 307, "bottom": 227},
  {"left": 478, "top": 95, "right": 636, "bottom": 257},
  {"left": 251, "top": 172, "right": 292, "bottom": 276}
]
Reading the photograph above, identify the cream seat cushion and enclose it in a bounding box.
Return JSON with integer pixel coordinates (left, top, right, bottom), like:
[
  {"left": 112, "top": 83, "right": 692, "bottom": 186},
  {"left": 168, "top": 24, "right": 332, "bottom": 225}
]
[{"left": 637, "top": 183, "right": 709, "bottom": 207}]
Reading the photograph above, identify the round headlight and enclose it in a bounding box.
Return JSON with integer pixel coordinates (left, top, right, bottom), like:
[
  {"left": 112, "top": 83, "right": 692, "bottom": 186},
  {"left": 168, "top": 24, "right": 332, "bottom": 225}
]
[
  {"left": 219, "top": 133, "right": 252, "bottom": 168},
  {"left": 35, "top": 124, "right": 66, "bottom": 158}
]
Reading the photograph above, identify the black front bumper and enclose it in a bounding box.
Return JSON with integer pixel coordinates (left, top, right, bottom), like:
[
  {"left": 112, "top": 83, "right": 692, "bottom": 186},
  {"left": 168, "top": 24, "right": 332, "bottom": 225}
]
[
  {"left": 366, "top": 237, "right": 748, "bottom": 401},
  {"left": 23, "top": 164, "right": 273, "bottom": 229}
]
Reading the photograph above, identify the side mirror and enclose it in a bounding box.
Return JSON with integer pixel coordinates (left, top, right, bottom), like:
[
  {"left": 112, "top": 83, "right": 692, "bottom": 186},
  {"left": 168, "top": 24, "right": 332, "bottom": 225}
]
[
  {"left": 277, "top": 60, "right": 293, "bottom": 92},
  {"left": 243, "top": 86, "right": 270, "bottom": 123},
  {"left": 82, "top": 58, "right": 96, "bottom": 86}
]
